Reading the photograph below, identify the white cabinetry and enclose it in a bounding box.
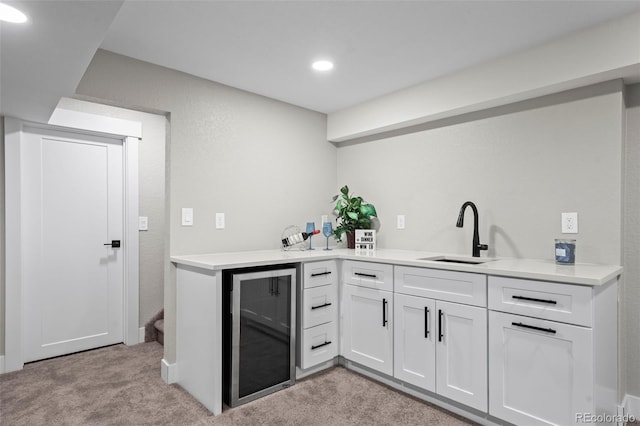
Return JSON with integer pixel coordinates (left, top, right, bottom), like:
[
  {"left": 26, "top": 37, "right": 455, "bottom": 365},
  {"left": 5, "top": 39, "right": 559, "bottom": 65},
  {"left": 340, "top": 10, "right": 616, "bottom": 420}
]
[
  {"left": 488, "top": 276, "right": 618, "bottom": 426},
  {"left": 394, "top": 266, "right": 487, "bottom": 412},
  {"left": 394, "top": 293, "right": 436, "bottom": 391},
  {"left": 298, "top": 260, "right": 338, "bottom": 370},
  {"left": 341, "top": 260, "right": 394, "bottom": 376}
]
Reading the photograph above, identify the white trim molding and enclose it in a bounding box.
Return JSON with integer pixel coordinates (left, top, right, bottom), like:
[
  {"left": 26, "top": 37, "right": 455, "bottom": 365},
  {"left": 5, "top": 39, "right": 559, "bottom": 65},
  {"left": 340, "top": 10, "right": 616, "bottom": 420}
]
[
  {"left": 123, "top": 135, "right": 140, "bottom": 345},
  {"left": 4, "top": 118, "right": 24, "bottom": 373},
  {"left": 161, "top": 358, "right": 178, "bottom": 384},
  {"left": 623, "top": 394, "right": 640, "bottom": 419}
]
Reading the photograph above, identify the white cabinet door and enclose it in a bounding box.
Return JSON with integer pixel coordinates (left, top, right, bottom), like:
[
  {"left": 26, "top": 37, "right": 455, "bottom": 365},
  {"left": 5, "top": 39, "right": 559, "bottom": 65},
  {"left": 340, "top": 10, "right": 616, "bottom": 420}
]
[
  {"left": 342, "top": 284, "right": 393, "bottom": 376},
  {"left": 489, "top": 311, "right": 593, "bottom": 426},
  {"left": 394, "top": 294, "right": 436, "bottom": 391},
  {"left": 436, "top": 300, "right": 487, "bottom": 412}
]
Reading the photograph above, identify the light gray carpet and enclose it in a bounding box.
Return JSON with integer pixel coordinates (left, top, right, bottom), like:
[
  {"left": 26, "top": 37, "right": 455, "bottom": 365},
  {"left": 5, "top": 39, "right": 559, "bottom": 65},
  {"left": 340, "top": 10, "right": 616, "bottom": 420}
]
[{"left": 0, "top": 342, "right": 475, "bottom": 425}]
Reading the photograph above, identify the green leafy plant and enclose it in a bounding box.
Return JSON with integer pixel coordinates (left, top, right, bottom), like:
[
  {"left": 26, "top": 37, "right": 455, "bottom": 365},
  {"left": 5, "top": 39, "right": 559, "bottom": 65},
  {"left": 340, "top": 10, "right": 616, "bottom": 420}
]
[{"left": 332, "top": 185, "right": 378, "bottom": 242}]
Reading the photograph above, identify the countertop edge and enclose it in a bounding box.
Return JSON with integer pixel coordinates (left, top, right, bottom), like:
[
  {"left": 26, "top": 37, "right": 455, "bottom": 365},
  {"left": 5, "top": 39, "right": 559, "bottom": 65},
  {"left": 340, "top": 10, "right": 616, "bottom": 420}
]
[{"left": 170, "top": 249, "right": 623, "bottom": 286}]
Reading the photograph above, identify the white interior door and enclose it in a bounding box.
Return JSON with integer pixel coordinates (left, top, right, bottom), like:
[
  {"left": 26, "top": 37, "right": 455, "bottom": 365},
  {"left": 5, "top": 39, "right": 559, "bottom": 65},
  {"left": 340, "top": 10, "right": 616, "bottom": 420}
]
[{"left": 21, "top": 125, "right": 124, "bottom": 362}]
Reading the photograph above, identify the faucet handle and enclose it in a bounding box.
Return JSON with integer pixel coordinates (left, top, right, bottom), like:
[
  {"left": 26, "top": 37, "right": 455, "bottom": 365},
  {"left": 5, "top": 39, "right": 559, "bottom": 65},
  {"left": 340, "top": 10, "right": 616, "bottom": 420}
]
[{"left": 477, "top": 244, "right": 489, "bottom": 251}]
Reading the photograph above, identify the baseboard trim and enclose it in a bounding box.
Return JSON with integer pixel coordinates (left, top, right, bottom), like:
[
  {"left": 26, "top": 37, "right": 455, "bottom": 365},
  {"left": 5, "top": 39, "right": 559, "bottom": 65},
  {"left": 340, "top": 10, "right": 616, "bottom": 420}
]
[
  {"left": 139, "top": 327, "right": 145, "bottom": 344},
  {"left": 623, "top": 393, "right": 640, "bottom": 419},
  {"left": 295, "top": 358, "right": 338, "bottom": 379},
  {"left": 161, "top": 358, "right": 178, "bottom": 384}
]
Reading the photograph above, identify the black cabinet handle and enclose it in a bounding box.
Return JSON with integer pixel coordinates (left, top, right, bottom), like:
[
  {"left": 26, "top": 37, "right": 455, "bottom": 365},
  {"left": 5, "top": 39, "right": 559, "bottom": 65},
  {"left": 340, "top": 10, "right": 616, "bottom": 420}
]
[
  {"left": 512, "top": 322, "right": 557, "bottom": 334},
  {"left": 311, "top": 341, "right": 332, "bottom": 350},
  {"left": 355, "top": 272, "right": 378, "bottom": 279},
  {"left": 311, "top": 302, "right": 332, "bottom": 310},
  {"left": 512, "top": 295, "right": 557, "bottom": 305},
  {"left": 424, "top": 307, "right": 430, "bottom": 338},
  {"left": 104, "top": 240, "right": 121, "bottom": 248},
  {"left": 438, "top": 309, "right": 444, "bottom": 342},
  {"left": 311, "top": 271, "right": 332, "bottom": 277},
  {"left": 382, "top": 298, "right": 388, "bottom": 327}
]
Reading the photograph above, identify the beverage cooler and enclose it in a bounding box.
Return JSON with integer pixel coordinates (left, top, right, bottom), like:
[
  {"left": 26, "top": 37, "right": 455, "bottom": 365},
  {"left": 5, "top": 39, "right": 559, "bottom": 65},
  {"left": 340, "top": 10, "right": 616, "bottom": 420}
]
[{"left": 222, "top": 265, "right": 297, "bottom": 407}]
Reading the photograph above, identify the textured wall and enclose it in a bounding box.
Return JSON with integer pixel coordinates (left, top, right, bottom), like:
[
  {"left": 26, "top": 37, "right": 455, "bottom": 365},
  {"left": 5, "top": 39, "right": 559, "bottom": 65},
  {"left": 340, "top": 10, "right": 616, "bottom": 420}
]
[
  {"left": 76, "top": 50, "right": 335, "bottom": 362},
  {"left": 337, "top": 82, "right": 623, "bottom": 264}
]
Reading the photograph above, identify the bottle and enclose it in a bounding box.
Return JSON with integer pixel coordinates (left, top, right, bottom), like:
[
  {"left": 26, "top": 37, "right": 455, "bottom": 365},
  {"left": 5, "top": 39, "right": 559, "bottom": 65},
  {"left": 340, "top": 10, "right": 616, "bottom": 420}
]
[{"left": 282, "top": 229, "right": 320, "bottom": 247}]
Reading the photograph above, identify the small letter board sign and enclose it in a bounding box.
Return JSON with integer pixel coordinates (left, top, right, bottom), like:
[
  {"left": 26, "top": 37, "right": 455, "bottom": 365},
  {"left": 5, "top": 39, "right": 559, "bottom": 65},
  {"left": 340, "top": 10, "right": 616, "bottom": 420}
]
[{"left": 355, "top": 229, "right": 376, "bottom": 254}]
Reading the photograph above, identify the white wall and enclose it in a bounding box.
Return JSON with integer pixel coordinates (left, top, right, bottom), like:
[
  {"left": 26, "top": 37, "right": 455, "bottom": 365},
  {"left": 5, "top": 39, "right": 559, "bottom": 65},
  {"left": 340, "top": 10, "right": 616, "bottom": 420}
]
[
  {"left": 75, "top": 50, "right": 336, "bottom": 362},
  {"left": 337, "top": 82, "right": 623, "bottom": 264}
]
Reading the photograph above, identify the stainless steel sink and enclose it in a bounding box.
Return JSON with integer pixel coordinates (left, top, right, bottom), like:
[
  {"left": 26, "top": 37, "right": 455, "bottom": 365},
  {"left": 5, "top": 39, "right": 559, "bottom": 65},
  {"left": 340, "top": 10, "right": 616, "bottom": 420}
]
[{"left": 417, "top": 256, "right": 496, "bottom": 265}]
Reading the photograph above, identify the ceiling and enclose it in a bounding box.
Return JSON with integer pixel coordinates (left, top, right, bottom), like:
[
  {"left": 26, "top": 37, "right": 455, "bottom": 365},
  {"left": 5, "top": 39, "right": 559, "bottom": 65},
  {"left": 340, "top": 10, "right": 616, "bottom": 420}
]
[{"left": 2, "top": 0, "right": 640, "bottom": 122}]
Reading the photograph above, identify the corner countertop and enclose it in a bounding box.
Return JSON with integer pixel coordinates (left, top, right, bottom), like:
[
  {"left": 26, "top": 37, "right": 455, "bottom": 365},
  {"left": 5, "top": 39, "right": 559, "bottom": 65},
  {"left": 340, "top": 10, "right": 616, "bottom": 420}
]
[{"left": 171, "top": 248, "right": 622, "bottom": 286}]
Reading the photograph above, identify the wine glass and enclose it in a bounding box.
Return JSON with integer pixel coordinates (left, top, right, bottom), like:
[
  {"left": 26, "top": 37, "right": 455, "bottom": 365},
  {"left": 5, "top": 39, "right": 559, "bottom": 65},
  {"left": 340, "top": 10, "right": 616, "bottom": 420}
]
[
  {"left": 322, "top": 222, "right": 333, "bottom": 251},
  {"left": 306, "top": 222, "right": 316, "bottom": 250}
]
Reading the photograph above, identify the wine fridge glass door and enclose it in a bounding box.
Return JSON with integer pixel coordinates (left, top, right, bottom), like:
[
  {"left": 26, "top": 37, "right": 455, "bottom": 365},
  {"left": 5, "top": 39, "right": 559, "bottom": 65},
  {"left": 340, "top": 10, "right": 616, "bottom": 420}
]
[{"left": 229, "top": 268, "right": 296, "bottom": 407}]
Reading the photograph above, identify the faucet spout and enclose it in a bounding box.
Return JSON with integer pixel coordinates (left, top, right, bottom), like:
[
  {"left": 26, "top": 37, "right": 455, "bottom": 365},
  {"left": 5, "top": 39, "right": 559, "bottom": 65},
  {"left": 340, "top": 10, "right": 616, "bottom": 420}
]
[{"left": 456, "top": 201, "right": 488, "bottom": 257}]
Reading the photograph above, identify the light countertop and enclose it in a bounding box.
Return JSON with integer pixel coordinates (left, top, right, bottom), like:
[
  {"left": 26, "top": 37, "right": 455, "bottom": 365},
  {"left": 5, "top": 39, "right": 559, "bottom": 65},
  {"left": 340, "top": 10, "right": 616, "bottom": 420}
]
[{"left": 171, "top": 248, "right": 622, "bottom": 286}]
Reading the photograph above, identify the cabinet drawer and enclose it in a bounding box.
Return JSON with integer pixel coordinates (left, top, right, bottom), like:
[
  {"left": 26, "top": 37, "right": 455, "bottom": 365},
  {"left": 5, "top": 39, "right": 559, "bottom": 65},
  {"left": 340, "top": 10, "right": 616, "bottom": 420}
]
[
  {"left": 394, "top": 266, "right": 487, "bottom": 307},
  {"left": 302, "top": 284, "right": 338, "bottom": 329},
  {"left": 300, "top": 321, "right": 338, "bottom": 369},
  {"left": 342, "top": 260, "right": 393, "bottom": 291},
  {"left": 303, "top": 260, "right": 337, "bottom": 289},
  {"left": 488, "top": 276, "right": 593, "bottom": 327}
]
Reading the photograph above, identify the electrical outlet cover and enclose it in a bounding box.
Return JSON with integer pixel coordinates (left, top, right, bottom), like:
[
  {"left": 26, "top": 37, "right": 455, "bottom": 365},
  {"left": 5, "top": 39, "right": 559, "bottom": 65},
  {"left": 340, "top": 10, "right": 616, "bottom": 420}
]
[{"left": 561, "top": 212, "right": 578, "bottom": 233}]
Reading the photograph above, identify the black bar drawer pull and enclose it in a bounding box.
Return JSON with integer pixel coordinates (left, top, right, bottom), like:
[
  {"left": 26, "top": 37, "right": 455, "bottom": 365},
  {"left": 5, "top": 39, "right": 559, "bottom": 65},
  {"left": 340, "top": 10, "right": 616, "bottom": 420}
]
[
  {"left": 438, "top": 309, "right": 444, "bottom": 342},
  {"left": 512, "top": 295, "right": 557, "bottom": 305},
  {"left": 424, "top": 307, "right": 430, "bottom": 338},
  {"left": 512, "top": 322, "right": 557, "bottom": 334},
  {"left": 382, "top": 298, "right": 388, "bottom": 327},
  {"left": 311, "top": 271, "right": 332, "bottom": 277},
  {"left": 310, "top": 302, "right": 332, "bottom": 310},
  {"left": 311, "top": 341, "right": 332, "bottom": 350},
  {"left": 355, "top": 272, "right": 378, "bottom": 279}
]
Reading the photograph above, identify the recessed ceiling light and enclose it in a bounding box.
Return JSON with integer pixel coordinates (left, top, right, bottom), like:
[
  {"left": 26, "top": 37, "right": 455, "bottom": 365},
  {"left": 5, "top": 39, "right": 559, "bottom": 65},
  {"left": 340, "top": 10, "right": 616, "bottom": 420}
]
[
  {"left": 0, "top": 3, "right": 28, "bottom": 23},
  {"left": 312, "top": 60, "right": 334, "bottom": 71}
]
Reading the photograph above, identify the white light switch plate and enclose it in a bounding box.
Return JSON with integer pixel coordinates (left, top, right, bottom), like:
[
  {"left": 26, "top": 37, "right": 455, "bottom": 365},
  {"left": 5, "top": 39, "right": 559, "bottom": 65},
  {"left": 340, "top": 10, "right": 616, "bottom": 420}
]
[
  {"left": 182, "top": 208, "right": 193, "bottom": 226},
  {"left": 138, "top": 216, "right": 148, "bottom": 231},
  {"left": 216, "top": 212, "right": 225, "bottom": 229},
  {"left": 397, "top": 215, "right": 405, "bottom": 229}
]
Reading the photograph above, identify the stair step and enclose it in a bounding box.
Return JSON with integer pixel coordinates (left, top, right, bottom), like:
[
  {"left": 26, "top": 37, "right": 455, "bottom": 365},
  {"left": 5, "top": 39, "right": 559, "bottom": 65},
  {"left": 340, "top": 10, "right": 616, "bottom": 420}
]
[{"left": 154, "top": 319, "right": 164, "bottom": 345}]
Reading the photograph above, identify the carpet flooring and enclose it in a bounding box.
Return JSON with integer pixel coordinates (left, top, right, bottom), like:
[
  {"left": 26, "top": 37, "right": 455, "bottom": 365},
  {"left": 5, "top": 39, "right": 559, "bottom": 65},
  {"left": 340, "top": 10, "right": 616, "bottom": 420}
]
[{"left": 0, "top": 342, "right": 475, "bottom": 425}]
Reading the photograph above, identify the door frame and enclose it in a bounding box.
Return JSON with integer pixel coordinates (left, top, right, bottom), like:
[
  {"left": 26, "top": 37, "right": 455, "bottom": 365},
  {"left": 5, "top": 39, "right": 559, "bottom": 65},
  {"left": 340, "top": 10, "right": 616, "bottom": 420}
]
[{"left": 4, "top": 114, "right": 141, "bottom": 372}]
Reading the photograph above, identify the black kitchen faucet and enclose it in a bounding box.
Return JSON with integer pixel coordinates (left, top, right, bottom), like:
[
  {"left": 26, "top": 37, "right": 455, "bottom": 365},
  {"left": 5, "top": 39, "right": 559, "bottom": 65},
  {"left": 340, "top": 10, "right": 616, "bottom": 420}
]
[{"left": 456, "top": 201, "right": 489, "bottom": 257}]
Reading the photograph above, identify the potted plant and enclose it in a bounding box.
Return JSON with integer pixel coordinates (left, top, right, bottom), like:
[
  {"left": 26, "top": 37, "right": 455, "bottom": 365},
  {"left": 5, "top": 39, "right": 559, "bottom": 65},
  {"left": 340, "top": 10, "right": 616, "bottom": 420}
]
[{"left": 332, "top": 185, "right": 378, "bottom": 249}]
